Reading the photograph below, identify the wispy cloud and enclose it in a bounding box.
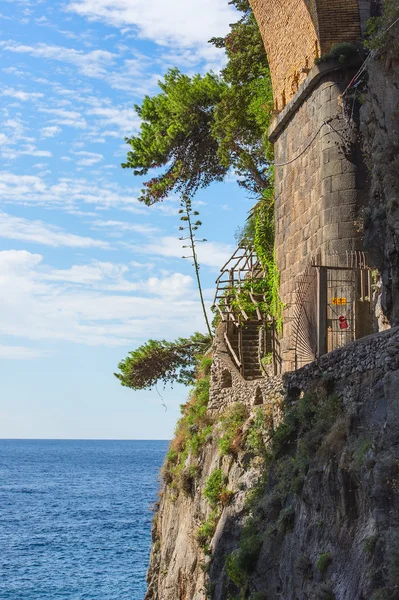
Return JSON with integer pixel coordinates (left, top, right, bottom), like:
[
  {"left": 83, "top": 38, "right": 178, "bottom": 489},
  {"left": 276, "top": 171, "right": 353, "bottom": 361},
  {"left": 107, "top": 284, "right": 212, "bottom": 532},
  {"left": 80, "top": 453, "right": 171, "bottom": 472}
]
[
  {"left": 40, "top": 125, "right": 61, "bottom": 137},
  {"left": 66, "top": 0, "right": 237, "bottom": 48},
  {"left": 73, "top": 150, "right": 104, "bottom": 166},
  {"left": 91, "top": 220, "right": 158, "bottom": 234},
  {"left": 39, "top": 107, "right": 87, "bottom": 129},
  {"left": 0, "top": 250, "right": 206, "bottom": 347},
  {"left": 0, "top": 170, "right": 147, "bottom": 212},
  {"left": 0, "top": 211, "right": 110, "bottom": 248},
  {"left": 2, "top": 87, "right": 44, "bottom": 101},
  {"left": 0, "top": 40, "right": 116, "bottom": 78},
  {"left": 137, "top": 235, "right": 234, "bottom": 269}
]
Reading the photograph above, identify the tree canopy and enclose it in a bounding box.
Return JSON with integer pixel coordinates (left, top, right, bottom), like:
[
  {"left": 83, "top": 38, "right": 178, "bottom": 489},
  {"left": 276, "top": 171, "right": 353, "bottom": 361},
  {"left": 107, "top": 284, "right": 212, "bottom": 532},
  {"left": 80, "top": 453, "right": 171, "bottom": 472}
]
[
  {"left": 114, "top": 332, "right": 212, "bottom": 390},
  {"left": 122, "top": 0, "right": 274, "bottom": 205}
]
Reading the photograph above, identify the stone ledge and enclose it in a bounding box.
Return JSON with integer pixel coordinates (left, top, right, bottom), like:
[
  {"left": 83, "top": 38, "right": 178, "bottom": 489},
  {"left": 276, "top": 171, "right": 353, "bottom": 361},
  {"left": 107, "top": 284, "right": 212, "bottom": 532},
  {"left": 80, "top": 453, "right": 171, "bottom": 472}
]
[{"left": 268, "top": 56, "right": 362, "bottom": 143}]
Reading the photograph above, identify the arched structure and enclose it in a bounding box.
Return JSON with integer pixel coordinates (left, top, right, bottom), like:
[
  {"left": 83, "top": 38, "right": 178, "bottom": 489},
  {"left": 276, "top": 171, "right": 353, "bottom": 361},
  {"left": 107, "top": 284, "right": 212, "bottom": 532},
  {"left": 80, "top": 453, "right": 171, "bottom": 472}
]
[
  {"left": 249, "top": 0, "right": 376, "bottom": 371},
  {"left": 250, "top": 0, "right": 371, "bottom": 109}
]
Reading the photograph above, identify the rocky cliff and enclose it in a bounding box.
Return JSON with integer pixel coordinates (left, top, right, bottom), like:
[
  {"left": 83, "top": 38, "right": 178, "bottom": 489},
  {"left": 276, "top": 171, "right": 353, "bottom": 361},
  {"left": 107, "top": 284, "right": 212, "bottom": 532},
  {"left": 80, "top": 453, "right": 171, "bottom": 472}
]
[
  {"left": 145, "top": 326, "right": 399, "bottom": 600},
  {"left": 361, "top": 10, "right": 399, "bottom": 326}
]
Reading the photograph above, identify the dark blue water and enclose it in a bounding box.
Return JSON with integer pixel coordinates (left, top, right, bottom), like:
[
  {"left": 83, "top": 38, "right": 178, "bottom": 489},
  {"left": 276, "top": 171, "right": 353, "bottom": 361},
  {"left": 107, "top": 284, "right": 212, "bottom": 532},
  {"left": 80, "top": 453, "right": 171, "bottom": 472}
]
[{"left": 0, "top": 439, "right": 168, "bottom": 600}]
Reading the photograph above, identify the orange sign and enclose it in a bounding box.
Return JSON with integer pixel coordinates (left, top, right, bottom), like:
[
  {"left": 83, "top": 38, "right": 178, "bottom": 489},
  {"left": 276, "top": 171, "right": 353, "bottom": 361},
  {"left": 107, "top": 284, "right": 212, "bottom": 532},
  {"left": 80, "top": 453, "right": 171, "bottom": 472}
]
[{"left": 332, "top": 297, "right": 347, "bottom": 305}]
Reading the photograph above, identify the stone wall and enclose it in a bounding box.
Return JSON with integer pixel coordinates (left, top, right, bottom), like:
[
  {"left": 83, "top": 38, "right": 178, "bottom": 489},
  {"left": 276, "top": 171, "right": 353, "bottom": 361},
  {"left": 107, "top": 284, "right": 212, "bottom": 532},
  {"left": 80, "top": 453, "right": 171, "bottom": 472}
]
[
  {"left": 211, "top": 323, "right": 399, "bottom": 416},
  {"left": 249, "top": 0, "right": 366, "bottom": 108},
  {"left": 146, "top": 325, "right": 399, "bottom": 600},
  {"left": 209, "top": 325, "right": 284, "bottom": 414},
  {"left": 269, "top": 60, "right": 368, "bottom": 370}
]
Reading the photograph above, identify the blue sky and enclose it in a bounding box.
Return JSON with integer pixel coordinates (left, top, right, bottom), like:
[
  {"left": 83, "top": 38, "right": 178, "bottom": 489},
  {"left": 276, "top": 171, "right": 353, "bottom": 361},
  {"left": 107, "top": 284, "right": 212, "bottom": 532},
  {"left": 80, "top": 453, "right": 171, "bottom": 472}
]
[{"left": 0, "top": 0, "right": 254, "bottom": 439}]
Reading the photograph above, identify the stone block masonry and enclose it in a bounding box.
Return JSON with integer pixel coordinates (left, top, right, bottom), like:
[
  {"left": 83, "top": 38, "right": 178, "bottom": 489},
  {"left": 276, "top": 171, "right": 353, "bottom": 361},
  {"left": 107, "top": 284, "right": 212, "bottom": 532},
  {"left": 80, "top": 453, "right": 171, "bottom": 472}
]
[
  {"left": 210, "top": 323, "right": 399, "bottom": 417},
  {"left": 269, "top": 60, "right": 367, "bottom": 370},
  {"left": 248, "top": 1, "right": 375, "bottom": 373},
  {"left": 250, "top": 0, "right": 367, "bottom": 108}
]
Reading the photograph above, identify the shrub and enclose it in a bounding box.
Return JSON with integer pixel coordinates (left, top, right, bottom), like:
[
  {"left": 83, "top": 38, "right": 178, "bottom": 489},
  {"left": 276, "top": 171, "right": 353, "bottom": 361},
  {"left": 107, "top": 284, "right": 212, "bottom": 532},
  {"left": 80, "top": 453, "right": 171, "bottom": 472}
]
[
  {"left": 353, "top": 438, "right": 372, "bottom": 469},
  {"left": 218, "top": 403, "right": 249, "bottom": 456},
  {"left": 180, "top": 465, "right": 200, "bottom": 496},
  {"left": 161, "top": 360, "right": 213, "bottom": 490},
  {"left": 277, "top": 505, "right": 295, "bottom": 534},
  {"left": 225, "top": 517, "right": 263, "bottom": 592},
  {"left": 246, "top": 406, "right": 274, "bottom": 456},
  {"left": 315, "top": 42, "right": 359, "bottom": 65},
  {"left": 204, "top": 469, "right": 229, "bottom": 507},
  {"left": 316, "top": 552, "right": 332, "bottom": 574},
  {"left": 195, "top": 509, "right": 220, "bottom": 547},
  {"left": 226, "top": 550, "right": 246, "bottom": 587}
]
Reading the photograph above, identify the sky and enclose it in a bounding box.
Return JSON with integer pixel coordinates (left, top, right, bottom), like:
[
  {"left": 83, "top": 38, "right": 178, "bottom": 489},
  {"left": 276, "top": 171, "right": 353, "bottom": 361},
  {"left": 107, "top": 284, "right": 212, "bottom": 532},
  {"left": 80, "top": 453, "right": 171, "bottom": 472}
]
[{"left": 0, "top": 0, "right": 254, "bottom": 439}]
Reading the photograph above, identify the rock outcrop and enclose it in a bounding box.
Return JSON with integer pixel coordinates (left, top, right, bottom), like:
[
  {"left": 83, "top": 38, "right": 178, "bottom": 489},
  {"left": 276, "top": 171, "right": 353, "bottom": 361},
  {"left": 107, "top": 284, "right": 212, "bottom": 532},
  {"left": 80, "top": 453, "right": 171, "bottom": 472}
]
[
  {"left": 361, "top": 14, "right": 399, "bottom": 326},
  {"left": 145, "top": 326, "right": 399, "bottom": 600}
]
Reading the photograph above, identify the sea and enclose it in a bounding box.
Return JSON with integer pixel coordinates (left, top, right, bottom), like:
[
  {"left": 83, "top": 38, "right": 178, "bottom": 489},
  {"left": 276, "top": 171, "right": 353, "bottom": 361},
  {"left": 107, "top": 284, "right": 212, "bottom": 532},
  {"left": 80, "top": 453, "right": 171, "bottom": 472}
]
[{"left": 0, "top": 439, "right": 169, "bottom": 600}]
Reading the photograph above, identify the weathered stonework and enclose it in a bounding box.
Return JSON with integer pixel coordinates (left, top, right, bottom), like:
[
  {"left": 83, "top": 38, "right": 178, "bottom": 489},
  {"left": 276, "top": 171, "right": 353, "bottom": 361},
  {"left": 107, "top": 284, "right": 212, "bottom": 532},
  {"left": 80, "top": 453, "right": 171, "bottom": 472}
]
[
  {"left": 209, "top": 325, "right": 284, "bottom": 414},
  {"left": 249, "top": 0, "right": 368, "bottom": 107},
  {"left": 270, "top": 61, "right": 368, "bottom": 370},
  {"left": 145, "top": 326, "right": 399, "bottom": 600}
]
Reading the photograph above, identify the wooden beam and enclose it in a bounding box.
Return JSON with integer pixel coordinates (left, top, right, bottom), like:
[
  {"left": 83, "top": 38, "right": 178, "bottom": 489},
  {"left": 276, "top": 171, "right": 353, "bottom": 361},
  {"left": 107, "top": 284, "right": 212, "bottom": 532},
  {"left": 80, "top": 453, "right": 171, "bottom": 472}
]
[{"left": 317, "top": 266, "right": 327, "bottom": 357}]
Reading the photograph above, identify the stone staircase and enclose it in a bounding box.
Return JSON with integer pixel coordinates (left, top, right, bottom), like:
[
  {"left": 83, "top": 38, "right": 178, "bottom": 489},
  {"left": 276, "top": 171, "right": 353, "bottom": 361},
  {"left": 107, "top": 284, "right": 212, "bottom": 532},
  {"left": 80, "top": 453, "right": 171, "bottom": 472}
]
[{"left": 241, "top": 320, "right": 262, "bottom": 380}]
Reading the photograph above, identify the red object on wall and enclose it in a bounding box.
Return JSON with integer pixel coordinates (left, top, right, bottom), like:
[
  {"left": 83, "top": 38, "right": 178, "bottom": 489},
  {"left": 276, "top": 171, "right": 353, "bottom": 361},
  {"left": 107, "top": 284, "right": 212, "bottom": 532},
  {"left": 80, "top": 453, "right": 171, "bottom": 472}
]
[{"left": 338, "top": 315, "right": 349, "bottom": 330}]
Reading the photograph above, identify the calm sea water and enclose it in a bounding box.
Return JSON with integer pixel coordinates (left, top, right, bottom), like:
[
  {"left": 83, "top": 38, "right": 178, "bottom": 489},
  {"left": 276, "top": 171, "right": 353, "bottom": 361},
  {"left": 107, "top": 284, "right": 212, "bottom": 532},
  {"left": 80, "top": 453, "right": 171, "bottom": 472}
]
[{"left": 0, "top": 439, "right": 168, "bottom": 600}]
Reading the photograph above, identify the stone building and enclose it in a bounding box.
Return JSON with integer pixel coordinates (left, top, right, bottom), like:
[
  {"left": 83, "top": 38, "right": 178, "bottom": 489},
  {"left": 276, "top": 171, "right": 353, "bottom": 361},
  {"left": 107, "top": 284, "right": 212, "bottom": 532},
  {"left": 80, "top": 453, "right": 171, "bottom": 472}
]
[{"left": 247, "top": 0, "right": 379, "bottom": 372}]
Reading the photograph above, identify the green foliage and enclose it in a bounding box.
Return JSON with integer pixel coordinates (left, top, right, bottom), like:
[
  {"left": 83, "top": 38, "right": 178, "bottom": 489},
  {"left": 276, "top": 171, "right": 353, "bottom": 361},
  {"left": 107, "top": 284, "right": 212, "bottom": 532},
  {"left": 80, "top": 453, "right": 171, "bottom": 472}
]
[
  {"left": 114, "top": 332, "right": 211, "bottom": 390},
  {"left": 253, "top": 189, "right": 283, "bottom": 332},
  {"left": 204, "top": 468, "right": 232, "bottom": 507},
  {"left": 123, "top": 1, "right": 274, "bottom": 204},
  {"left": 316, "top": 553, "right": 332, "bottom": 574},
  {"left": 123, "top": 69, "right": 226, "bottom": 205},
  {"left": 245, "top": 406, "right": 273, "bottom": 456},
  {"left": 195, "top": 509, "right": 220, "bottom": 547},
  {"left": 161, "top": 361, "right": 212, "bottom": 489},
  {"left": 231, "top": 185, "right": 283, "bottom": 333},
  {"left": 365, "top": 0, "right": 399, "bottom": 51},
  {"left": 218, "top": 403, "right": 249, "bottom": 456},
  {"left": 353, "top": 437, "right": 372, "bottom": 469},
  {"left": 315, "top": 42, "right": 360, "bottom": 65},
  {"left": 276, "top": 505, "right": 295, "bottom": 534},
  {"left": 225, "top": 517, "right": 263, "bottom": 594}
]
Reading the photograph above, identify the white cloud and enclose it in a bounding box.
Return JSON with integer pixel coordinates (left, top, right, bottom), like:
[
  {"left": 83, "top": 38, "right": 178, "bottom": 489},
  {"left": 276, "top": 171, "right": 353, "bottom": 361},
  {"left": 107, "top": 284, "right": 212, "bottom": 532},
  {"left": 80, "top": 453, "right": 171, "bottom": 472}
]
[
  {"left": 0, "top": 250, "right": 206, "bottom": 347},
  {"left": 39, "top": 108, "right": 87, "bottom": 129},
  {"left": 0, "top": 133, "right": 12, "bottom": 145},
  {"left": 2, "top": 87, "right": 44, "bottom": 101},
  {"left": 0, "top": 41, "right": 116, "bottom": 78},
  {"left": 91, "top": 220, "right": 158, "bottom": 234},
  {"left": 0, "top": 211, "right": 110, "bottom": 248},
  {"left": 73, "top": 150, "right": 104, "bottom": 166},
  {"left": 0, "top": 345, "right": 45, "bottom": 359},
  {"left": 0, "top": 171, "right": 144, "bottom": 212},
  {"left": 66, "top": 0, "right": 237, "bottom": 48},
  {"left": 86, "top": 106, "right": 140, "bottom": 135},
  {"left": 138, "top": 236, "right": 234, "bottom": 269},
  {"left": 2, "top": 144, "right": 53, "bottom": 160},
  {"left": 40, "top": 125, "right": 61, "bottom": 138}
]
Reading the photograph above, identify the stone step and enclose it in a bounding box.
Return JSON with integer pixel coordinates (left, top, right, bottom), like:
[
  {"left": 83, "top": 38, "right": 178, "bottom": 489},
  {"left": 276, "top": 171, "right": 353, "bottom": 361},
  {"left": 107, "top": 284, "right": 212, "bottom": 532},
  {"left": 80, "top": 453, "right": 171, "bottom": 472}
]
[{"left": 244, "top": 369, "right": 262, "bottom": 374}]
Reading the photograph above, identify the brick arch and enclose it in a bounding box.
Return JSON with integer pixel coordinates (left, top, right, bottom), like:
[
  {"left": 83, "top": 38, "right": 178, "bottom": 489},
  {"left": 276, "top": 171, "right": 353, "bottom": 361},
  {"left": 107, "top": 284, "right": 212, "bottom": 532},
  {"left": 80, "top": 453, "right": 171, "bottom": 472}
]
[{"left": 250, "top": 0, "right": 363, "bottom": 109}]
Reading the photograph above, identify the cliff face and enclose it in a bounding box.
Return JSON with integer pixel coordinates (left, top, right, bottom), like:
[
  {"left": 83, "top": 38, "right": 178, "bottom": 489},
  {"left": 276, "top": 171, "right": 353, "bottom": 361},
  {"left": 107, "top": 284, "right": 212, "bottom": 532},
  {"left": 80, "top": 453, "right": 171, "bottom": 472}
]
[
  {"left": 360, "top": 16, "right": 399, "bottom": 326},
  {"left": 145, "top": 326, "right": 399, "bottom": 600}
]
